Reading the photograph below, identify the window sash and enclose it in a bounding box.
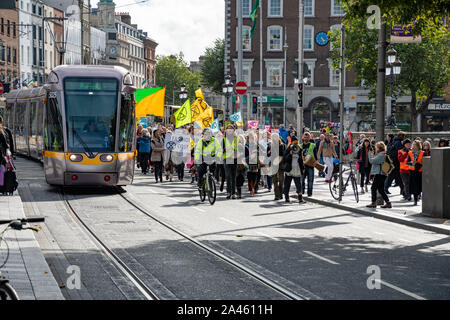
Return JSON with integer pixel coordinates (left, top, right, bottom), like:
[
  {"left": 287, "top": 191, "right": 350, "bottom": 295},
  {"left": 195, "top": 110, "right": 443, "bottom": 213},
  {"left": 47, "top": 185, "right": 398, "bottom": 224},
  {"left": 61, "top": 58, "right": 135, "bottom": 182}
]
[
  {"left": 268, "top": 27, "right": 282, "bottom": 51},
  {"left": 269, "top": 0, "right": 282, "bottom": 17},
  {"left": 304, "top": 26, "right": 313, "bottom": 50},
  {"left": 332, "top": 0, "right": 344, "bottom": 16},
  {"left": 267, "top": 64, "right": 282, "bottom": 87},
  {"left": 304, "top": 0, "right": 314, "bottom": 16}
]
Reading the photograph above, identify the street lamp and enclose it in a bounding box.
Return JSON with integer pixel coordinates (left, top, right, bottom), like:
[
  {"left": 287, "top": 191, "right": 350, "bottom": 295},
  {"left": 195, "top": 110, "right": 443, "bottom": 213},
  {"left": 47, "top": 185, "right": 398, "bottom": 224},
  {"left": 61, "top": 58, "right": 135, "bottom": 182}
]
[
  {"left": 222, "top": 75, "right": 234, "bottom": 119},
  {"left": 179, "top": 83, "right": 188, "bottom": 101},
  {"left": 385, "top": 47, "right": 402, "bottom": 129}
]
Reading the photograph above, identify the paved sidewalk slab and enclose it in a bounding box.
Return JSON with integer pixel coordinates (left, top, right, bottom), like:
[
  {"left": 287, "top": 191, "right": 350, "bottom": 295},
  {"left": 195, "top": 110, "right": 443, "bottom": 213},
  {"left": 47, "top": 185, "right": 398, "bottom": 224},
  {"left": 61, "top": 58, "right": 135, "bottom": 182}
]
[
  {"left": 0, "top": 193, "right": 64, "bottom": 300},
  {"left": 304, "top": 178, "right": 450, "bottom": 236}
]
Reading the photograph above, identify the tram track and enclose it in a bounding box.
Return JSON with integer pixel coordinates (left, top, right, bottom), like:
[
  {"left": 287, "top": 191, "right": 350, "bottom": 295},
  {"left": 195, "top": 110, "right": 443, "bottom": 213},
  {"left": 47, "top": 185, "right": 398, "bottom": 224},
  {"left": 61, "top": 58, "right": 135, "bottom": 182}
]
[
  {"left": 61, "top": 186, "right": 307, "bottom": 300},
  {"left": 115, "top": 187, "right": 307, "bottom": 301}
]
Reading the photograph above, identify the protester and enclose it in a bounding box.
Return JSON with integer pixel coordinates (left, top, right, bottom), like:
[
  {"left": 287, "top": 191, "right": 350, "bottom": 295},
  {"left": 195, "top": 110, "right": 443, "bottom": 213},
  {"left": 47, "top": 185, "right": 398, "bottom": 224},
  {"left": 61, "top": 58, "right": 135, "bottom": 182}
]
[
  {"left": 195, "top": 128, "right": 222, "bottom": 191},
  {"left": 423, "top": 141, "right": 432, "bottom": 157},
  {"left": 438, "top": 139, "right": 449, "bottom": 147},
  {"left": 398, "top": 139, "right": 412, "bottom": 201},
  {"left": 318, "top": 132, "right": 338, "bottom": 183},
  {"left": 236, "top": 133, "right": 247, "bottom": 199},
  {"left": 0, "top": 116, "right": 11, "bottom": 165},
  {"left": 151, "top": 128, "right": 165, "bottom": 183},
  {"left": 300, "top": 132, "right": 318, "bottom": 197},
  {"left": 282, "top": 137, "right": 306, "bottom": 204},
  {"left": 137, "top": 129, "right": 151, "bottom": 174},
  {"left": 245, "top": 132, "right": 259, "bottom": 196},
  {"left": 356, "top": 138, "right": 372, "bottom": 194},
  {"left": 366, "top": 142, "right": 392, "bottom": 209},
  {"left": 271, "top": 133, "right": 286, "bottom": 201},
  {"left": 385, "top": 132, "right": 405, "bottom": 195},
  {"left": 223, "top": 124, "right": 238, "bottom": 199},
  {"left": 407, "top": 140, "right": 424, "bottom": 206}
]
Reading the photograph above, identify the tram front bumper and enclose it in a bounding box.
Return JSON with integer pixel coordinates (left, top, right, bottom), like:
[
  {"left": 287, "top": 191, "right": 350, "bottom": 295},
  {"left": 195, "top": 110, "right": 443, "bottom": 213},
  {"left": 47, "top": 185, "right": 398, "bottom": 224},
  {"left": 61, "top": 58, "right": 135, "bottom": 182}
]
[{"left": 64, "top": 172, "right": 118, "bottom": 186}]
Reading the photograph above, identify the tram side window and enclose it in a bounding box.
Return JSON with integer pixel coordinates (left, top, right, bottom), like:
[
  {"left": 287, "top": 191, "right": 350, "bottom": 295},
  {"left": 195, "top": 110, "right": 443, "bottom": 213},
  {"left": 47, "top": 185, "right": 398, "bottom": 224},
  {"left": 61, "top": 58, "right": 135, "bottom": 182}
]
[
  {"left": 29, "top": 101, "right": 37, "bottom": 136},
  {"left": 5, "top": 103, "right": 14, "bottom": 128},
  {"left": 119, "top": 93, "right": 135, "bottom": 152},
  {"left": 45, "top": 92, "right": 64, "bottom": 151},
  {"left": 15, "top": 102, "right": 26, "bottom": 136}
]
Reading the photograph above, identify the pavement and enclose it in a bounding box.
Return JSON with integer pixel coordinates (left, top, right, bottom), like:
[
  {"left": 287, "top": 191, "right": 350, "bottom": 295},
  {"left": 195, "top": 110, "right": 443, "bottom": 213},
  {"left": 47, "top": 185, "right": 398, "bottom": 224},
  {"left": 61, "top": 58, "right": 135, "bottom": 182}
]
[
  {"left": 304, "top": 175, "right": 450, "bottom": 236},
  {"left": 0, "top": 192, "right": 64, "bottom": 300}
]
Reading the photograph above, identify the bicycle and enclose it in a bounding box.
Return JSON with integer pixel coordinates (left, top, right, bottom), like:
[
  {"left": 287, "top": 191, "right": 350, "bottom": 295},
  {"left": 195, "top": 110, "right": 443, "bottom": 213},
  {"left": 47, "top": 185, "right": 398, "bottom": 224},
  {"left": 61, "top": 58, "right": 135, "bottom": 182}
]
[
  {"left": 198, "top": 164, "right": 216, "bottom": 205},
  {"left": 0, "top": 217, "right": 45, "bottom": 300},
  {"left": 329, "top": 160, "right": 359, "bottom": 203}
]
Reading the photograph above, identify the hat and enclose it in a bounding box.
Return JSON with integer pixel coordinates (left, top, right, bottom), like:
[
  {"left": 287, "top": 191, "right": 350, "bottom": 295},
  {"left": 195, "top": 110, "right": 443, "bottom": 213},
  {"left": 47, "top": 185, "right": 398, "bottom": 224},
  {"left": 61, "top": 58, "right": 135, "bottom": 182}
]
[
  {"left": 388, "top": 134, "right": 395, "bottom": 140},
  {"left": 403, "top": 139, "right": 412, "bottom": 146}
]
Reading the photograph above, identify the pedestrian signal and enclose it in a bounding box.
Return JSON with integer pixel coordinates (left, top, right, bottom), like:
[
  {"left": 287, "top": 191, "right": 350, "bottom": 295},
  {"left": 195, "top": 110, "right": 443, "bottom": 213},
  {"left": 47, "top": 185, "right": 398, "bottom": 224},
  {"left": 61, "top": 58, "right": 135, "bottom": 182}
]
[{"left": 252, "top": 96, "right": 258, "bottom": 114}]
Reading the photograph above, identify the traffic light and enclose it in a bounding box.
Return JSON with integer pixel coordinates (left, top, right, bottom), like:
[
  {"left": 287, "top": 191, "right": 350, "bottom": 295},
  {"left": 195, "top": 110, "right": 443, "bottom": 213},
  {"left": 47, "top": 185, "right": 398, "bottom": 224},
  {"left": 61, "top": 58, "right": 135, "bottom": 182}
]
[
  {"left": 298, "top": 83, "right": 303, "bottom": 107},
  {"left": 252, "top": 96, "right": 258, "bottom": 114}
]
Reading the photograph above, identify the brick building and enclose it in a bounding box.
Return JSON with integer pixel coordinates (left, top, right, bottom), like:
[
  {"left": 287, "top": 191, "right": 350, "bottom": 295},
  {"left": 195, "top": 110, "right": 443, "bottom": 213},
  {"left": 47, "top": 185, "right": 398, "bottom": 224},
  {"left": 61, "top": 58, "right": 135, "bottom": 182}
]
[
  {"left": 225, "top": 0, "right": 392, "bottom": 130},
  {"left": 0, "top": 0, "right": 20, "bottom": 92}
]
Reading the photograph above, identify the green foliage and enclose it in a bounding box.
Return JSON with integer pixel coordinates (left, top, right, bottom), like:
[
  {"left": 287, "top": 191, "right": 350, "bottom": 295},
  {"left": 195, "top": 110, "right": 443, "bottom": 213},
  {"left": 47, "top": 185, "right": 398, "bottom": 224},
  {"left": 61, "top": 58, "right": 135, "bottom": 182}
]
[
  {"left": 339, "top": 0, "right": 449, "bottom": 35},
  {"left": 200, "top": 39, "right": 225, "bottom": 94},
  {"left": 329, "top": 6, "right": 450, "bottom": 129},
  {"left": 155, "top": 53, "right": 200, "bottom": 105}
]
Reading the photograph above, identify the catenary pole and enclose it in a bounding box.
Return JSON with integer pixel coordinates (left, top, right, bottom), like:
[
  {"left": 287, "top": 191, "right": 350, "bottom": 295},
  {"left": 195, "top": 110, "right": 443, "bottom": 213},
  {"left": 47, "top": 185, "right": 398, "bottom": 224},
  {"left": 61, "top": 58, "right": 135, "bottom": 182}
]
[
  {"left": 297, "top": 0, "right": 304, "bottom": 134},
  {"left": 338, "top": 24, "right": 345, "bottom": 202},
  {"left": 376, "top": 22, "right": 387, "bottom": 143},
  {"left": 259, "top": 0, "right": 263, "bottom": 125}
]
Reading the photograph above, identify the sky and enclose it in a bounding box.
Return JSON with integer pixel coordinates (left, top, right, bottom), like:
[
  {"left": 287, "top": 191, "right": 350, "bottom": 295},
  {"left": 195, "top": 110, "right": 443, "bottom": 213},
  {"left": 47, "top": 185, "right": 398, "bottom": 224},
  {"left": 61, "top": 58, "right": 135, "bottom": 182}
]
[{"left": 109, "top": 0, "right": 225, "bottom": 62}]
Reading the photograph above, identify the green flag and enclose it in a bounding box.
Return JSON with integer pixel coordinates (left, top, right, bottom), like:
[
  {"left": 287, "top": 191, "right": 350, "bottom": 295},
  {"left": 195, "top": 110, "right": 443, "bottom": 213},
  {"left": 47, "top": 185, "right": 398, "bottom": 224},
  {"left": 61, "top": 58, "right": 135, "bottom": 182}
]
[
  {"left": 250, "top": 0, "right": 260, "bottom": 38},
  {"left": 174, "top": 99, "right": 192, "bottom": 128}
]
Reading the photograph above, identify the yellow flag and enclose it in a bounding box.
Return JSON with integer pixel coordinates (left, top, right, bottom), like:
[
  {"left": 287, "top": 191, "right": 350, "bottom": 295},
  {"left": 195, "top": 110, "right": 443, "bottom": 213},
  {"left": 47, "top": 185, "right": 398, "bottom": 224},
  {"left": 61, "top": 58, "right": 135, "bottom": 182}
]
[
  {"left": 195, "top": 87, "right": 205, "bottom": 100},
  {"left": 135, "top": 87, "right": 166, "bottom": 118}
]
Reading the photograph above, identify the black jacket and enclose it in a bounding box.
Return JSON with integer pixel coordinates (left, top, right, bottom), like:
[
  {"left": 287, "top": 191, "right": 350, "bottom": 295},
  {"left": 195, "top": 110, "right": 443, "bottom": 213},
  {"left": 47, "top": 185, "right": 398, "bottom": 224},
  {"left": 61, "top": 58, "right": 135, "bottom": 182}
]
[
  {"left": 0, "top": 130, "right": 10, "bottom": 163},
  {"left": 282, "top": 146, "right": 305, "bottom": 174},
  {"left": 388, "top": 137, "right": 403, "bottom": 166}
]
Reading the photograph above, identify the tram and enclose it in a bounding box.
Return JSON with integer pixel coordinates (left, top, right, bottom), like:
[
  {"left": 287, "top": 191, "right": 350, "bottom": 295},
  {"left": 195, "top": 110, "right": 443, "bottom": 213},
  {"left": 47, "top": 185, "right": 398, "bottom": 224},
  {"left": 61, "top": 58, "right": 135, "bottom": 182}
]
[{"left": 5, "top": 65, "right": 137, "bottom": 186}]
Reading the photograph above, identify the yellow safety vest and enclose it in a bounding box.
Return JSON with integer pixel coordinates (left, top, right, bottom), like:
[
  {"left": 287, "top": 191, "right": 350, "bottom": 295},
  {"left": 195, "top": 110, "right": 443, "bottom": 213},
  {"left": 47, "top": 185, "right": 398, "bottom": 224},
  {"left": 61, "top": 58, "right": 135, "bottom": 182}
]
[
  {"left": 194, "top": 138, "right": 222, "bottom": 163},
  {"left": 223, "top": 137, "right": 237, "bottom": 160}
]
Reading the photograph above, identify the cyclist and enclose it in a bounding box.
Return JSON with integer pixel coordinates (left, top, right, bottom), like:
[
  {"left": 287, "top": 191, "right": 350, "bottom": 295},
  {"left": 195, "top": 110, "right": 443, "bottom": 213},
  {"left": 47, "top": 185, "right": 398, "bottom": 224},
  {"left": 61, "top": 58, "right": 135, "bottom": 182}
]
[{"left": 195, "top": 128, "right": 223, "bottom": 192}]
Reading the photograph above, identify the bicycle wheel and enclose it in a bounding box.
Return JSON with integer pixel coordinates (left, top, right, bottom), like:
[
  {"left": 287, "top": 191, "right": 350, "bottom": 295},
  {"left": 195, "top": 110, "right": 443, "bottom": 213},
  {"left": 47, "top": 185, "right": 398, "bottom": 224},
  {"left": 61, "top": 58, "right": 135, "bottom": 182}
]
[
  {"left": 329, "top": 177, "right": 341, "bottom": 200},
  {"left": 207, "top": 175, "right": 216, "bottom": 205},
  {"left": 351, "top": 174, "right": 359, "bottom": 203},
  {"left": 0, "top": 282, "right": 19, "bottom": 300},
  {"left": 199, "top": 178, "right": 206, "bottom": 203}
]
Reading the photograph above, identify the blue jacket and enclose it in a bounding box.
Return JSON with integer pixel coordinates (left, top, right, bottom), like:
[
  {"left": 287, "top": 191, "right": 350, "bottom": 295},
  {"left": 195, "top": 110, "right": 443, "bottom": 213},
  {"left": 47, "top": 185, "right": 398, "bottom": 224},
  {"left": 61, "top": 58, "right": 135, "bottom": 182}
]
[
  {"left": 138, "top": 136, "right": 151, "bottom": 153},
  {"left": 278, "top": 128, "right": 289, "bottom": 144},
  {"left": 369, "top": 151, "right": 386, "bottom": 176}
]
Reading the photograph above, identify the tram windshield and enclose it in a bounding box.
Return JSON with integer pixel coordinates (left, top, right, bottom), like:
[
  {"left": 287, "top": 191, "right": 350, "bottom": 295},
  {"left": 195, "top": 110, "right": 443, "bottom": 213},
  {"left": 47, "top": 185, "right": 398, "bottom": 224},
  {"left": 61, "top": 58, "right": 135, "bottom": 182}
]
[{"left": 64, "top": 77, "right": 118, "bottom": 153}]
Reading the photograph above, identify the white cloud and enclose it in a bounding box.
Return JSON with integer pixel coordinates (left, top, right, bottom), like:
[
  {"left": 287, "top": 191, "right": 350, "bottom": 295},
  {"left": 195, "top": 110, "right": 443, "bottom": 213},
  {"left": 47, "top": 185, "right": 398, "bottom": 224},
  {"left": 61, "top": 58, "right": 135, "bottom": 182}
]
[{"left": 111, "top": 0, "right": 225, "bottom": 62}]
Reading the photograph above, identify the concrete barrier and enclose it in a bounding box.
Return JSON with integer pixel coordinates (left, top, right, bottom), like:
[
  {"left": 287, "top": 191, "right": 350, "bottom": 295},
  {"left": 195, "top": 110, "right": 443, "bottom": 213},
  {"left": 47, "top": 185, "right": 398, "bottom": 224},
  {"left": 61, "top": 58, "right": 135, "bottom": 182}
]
[{"left": 422, "top": 147, "right": 450, "bottom": 218}]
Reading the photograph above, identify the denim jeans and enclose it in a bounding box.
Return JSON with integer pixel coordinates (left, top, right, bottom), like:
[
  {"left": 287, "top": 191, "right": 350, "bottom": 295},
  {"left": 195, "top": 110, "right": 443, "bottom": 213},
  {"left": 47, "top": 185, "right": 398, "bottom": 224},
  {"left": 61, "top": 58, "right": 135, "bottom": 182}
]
[{"left": 302, "top": 166, "right": 315, "bottom": 196}]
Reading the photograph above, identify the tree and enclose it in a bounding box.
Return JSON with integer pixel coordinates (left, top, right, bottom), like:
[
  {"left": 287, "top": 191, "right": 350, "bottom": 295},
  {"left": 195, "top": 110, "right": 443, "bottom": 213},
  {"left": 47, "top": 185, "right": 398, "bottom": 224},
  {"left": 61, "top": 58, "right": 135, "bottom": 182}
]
[
  {"left": 155, "top": 53, "right": 200, "bottom": 105},
  {"left": 330, "top": 3, "right": 450, "bottom": 131},
  {"left": 200, "top": 39, "right": 225, "bottom": 94}
]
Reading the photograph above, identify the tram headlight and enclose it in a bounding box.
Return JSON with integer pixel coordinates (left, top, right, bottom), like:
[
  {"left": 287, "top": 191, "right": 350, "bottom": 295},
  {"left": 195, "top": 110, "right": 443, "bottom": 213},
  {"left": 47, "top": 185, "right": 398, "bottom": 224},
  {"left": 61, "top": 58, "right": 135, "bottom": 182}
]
[
  {"left": 100, "top": 154, "right": 114, "bottom": 162},
  {"left": 69, "top": 154, "right": 83, "bottom": 162}
]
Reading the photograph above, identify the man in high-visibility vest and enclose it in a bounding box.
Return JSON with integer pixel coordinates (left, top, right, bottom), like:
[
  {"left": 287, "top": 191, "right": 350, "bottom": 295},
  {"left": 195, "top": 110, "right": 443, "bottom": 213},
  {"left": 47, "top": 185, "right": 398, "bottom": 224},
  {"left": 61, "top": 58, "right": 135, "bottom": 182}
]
[
  {"left": 223, "top": 124, "right": 238, "bottom": 199},
  {"left": 398, "top": 139, "right": 412, "bottom": 201},
  {"left": 195, "top": 127, "right": 223, "bottom": 191},
  {"left": 407, "top": 140, "right": 424, "bottom": 206}
]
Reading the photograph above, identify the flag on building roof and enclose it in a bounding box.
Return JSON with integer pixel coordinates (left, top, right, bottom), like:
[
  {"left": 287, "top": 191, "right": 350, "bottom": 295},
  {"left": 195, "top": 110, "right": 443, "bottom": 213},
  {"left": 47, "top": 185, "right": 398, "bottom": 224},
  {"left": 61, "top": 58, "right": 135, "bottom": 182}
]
[
  {"left": 250, "top": 0, "right": 261, "bottom": 38},
  {"left": 27, "top": 80, "right": 34, "bottom": 87},
  {"left": 174, "top": 99, "right": 192, "bottom": 128},
  {"left": 135, "top": 87, "right": 166, "bottom": 118}
]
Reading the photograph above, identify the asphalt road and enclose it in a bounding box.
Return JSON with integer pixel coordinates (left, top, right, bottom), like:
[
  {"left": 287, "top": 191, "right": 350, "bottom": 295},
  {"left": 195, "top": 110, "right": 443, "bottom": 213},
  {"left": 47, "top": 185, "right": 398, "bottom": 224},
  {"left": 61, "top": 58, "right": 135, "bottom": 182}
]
[{"left": 15, "top": 157, "right": 450, "bottom": 300}]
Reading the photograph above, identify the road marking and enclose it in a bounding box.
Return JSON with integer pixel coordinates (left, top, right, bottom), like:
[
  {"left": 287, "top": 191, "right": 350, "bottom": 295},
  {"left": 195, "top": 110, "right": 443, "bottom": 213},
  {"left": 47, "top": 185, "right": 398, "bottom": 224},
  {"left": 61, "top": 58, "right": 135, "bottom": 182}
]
[
  {"left": 219, "top": 217, "right": 239, "bottom": 225},
  {"left": 193, "top": 207, "right": 205, "bottom": 213},
  {"left": 148, "top": 189, "right": 156, "bottom": 194},
  {"left": 399, "top": 238, "right": 412, "bottom": 243},
  {"left": 303, "top": 251, "right": 340, "bottom": 265},
  {"left": 167, "top": 197, "right": 179, "bottom": 203},
  {"left": 350, "top": 225, "right": 364, "bottom": 230},
  {"left": 377, "top": 280, "right": 426, "bottom": 300},
  {"left": 373, "top": 231, "right": 385, "bottom": 236},
  {"left": 256, "top": 231, "right": 278, "bottom": 241}
]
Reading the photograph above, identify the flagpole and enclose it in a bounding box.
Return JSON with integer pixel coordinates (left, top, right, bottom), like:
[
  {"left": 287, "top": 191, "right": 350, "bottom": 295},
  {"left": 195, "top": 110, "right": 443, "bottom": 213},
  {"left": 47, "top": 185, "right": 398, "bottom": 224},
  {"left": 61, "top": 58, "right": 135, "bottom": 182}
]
[{"left": 259, "top": 0, "right": 263, "bottom": 125}]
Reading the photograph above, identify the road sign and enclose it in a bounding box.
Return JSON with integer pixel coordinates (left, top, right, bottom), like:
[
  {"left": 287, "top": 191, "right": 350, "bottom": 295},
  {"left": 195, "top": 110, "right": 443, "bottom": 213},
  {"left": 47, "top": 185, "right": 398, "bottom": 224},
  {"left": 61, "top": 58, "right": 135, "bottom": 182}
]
[
  {"left": 235, "top": 81, "right": 248, "bottom": 95},
  {"left": 0, "top": 83, "right": 4, "bottom": 95}
]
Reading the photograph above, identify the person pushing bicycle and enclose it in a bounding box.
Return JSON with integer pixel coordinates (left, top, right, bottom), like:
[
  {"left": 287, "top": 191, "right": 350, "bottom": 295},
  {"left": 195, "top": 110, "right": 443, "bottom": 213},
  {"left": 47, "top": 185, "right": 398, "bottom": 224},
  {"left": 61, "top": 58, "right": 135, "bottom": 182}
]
[{"left": 195, "top": 128, "right": 223, "bottom": 192}]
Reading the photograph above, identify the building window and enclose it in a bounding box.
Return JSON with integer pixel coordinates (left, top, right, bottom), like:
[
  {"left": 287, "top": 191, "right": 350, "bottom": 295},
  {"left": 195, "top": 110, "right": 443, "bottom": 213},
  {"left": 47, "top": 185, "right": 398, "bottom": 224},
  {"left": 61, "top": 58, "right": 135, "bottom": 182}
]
[
  {"left": 233, "top": 60, "right": 253, "bottom": 85},
  {"left": 13, "top": 22, "right": 16, "bottom": 37},
  {"left": 329, "top": 64, "right": 340, "bottom": 87},
  {"left": 13, "top": 48, "right": 16, "bottom": 64},
  {"left": 237, "top": 26, "right": 252, "bottom": 52},
  {"left": 38, "top": 6, "right": 42, "bottom": 16},
  {"left": 7, "top": 47, "right": 11, "bottom": 63},
  {"left": 27, "top": 47, "right": 30, "bottom": 65},
  {"left": 267, "top": 26, "right": 282, "bottom": 51},
  {"left": 7, "top": 20, "right": 10, "bottom": 37},
  {"left": 108, "top": 32, "right": 116, "bottom": 40},
  {"left": 238, "top": 0, "right": 252, "bottom": 17},
  {"left": 268, "top": 0, "right": 283, "bottom": 17},
  {"left": 266, "top": 61, "right": 283, "bottom": 87},
  {"left": 32, "top": 25, "right": 36, "bottom": 39},
  {"left": 32, "top": 4, "right": 36, "bottom": 14},
  {"left": 304, "top": 59, "right": 316, "bottom": 87},
  {"left": 304, "top": 25, "right": 314, "bottom": 51},
  {"left": 33, "top": 47, "right": 37, "bottom": 66},
  {"left": 304, "top": 0, "right": 314, "bottom": 16},
  {"left": 331, "top": 0, "right": 345, "bottom": 16}
]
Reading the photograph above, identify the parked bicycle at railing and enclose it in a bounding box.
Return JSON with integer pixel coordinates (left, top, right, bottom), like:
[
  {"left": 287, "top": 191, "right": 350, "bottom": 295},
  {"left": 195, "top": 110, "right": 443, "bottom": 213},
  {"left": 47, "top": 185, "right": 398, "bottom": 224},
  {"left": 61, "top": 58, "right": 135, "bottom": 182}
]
[
  {"left": 0, "top": 217, "right": 45, "bottom": 300},
  {"left": 329, "top": 160, "right": 359, "bottom": 203}
]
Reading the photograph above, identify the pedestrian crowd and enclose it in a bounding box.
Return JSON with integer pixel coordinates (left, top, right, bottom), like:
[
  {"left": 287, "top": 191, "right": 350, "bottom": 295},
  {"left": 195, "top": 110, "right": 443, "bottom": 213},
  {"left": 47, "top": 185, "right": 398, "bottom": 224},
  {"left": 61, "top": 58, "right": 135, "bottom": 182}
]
[{"left": 135, "top": 121, "right": 450, "bottom": 209}]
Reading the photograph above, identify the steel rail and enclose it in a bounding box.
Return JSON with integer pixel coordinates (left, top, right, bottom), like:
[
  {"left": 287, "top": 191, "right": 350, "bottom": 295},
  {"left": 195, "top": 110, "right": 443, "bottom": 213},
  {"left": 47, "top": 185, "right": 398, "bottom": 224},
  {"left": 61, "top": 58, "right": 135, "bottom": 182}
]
[
  {"left": 61, "top": 189, "right": 159, "bottom": 301},
  {"left": 117, "top": 188, "right": 307, "bottom": 301}
]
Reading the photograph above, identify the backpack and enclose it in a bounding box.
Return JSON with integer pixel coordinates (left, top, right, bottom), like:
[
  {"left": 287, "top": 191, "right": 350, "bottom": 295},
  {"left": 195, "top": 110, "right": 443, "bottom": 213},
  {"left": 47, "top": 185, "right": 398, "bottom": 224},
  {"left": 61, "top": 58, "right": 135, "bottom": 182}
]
[{"left": 381, "top": 154, "right": 395, "bottom": 175}]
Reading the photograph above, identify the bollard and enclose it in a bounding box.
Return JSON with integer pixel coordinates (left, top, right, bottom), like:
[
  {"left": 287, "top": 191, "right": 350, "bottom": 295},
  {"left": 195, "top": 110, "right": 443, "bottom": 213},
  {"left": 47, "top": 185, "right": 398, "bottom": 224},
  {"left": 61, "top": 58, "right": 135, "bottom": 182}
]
[{"left": 422, "top": 147, "right": 450, "bottom": 218}]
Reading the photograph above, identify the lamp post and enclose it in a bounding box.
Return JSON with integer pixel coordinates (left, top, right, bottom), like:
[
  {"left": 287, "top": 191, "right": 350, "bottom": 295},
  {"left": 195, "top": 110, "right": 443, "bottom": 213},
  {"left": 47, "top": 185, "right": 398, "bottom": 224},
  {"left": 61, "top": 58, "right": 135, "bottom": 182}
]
[
  {"left": 386, "top": 47, "right": 402, "bottom": 129},
  {"left": 283, "top": 31, "right": 288, "bottom": 127},
  {"left": 222, "top": 75, "right": 234, "bottom": 119}
]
